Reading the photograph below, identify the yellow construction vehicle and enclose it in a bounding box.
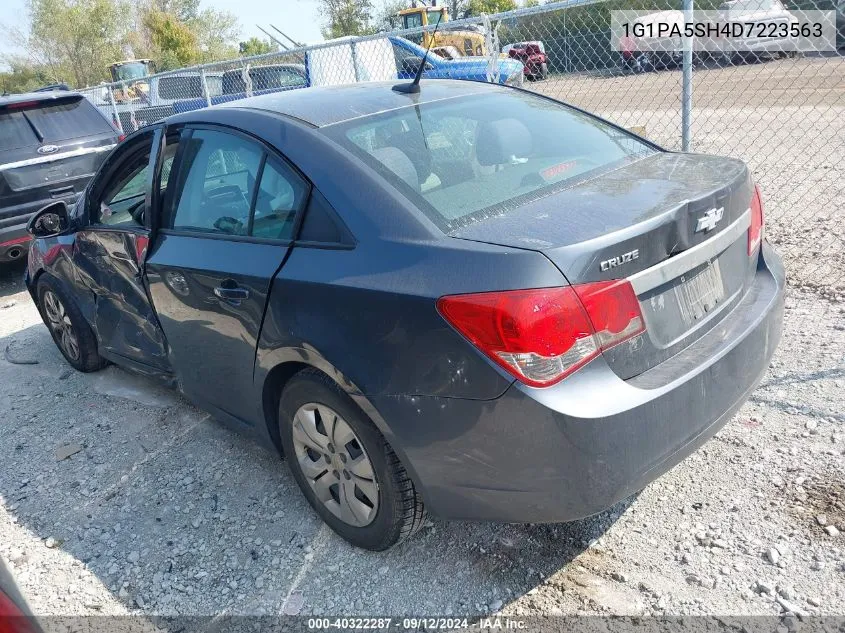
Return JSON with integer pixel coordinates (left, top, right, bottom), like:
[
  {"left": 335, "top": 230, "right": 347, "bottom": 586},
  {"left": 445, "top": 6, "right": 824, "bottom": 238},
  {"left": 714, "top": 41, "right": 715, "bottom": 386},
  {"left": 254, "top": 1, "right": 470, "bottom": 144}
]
[
  {"left": 398, "top": 3, "right": 487, "bottom": 56},
  {"left": 107, "top": 59, "right": 156, "bottom": 102}
]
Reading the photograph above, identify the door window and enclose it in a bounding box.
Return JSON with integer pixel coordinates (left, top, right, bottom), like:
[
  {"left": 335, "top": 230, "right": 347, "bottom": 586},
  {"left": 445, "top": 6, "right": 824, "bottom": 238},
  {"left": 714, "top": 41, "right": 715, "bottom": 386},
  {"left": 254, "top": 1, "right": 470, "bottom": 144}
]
[
  {"left": 97, "top": 135, "right": 177, "bottom": 226},
  {"left": 169, "top": 130, "right": 262, "bottom": 235},
  {"left": 168, "top": 128, "right": 307, "bottom": 239},
  {"left": 251, "top": 157, "right": 308, "bottom": 239}
]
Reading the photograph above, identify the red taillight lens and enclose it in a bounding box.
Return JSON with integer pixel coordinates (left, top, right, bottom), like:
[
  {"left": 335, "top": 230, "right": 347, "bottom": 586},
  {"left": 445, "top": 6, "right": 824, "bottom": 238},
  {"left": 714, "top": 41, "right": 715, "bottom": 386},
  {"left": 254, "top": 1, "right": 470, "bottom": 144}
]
[
  {"left": 117, "top": 134, "right": 126, "bottom": 142},
  {"left": 748, "top": 184, "right": 764, "bottom": 256},
  {"left": 437, "top": 281, "right": 645, "bottom": 388},
  {"left": 0, "top": 589, "right": 37, "bottom": 633}
]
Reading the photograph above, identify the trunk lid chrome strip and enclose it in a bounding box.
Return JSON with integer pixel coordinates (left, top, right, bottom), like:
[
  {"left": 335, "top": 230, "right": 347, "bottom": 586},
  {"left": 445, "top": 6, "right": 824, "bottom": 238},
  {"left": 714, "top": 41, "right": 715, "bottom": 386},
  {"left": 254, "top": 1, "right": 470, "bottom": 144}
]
[
  {"left": 628, "top": 208, "right": 751, "bottom": 295},
  {"left": 0, "top": 144, "right": 116, "bottom": 172}
]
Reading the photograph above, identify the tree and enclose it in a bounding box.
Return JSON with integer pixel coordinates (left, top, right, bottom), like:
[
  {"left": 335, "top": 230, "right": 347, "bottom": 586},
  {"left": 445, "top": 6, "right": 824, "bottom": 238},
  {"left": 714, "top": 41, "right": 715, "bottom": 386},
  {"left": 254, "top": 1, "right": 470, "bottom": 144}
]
[
  {"left": 0, "top": 57, "right": 57, "bottom": 94},
  {"left": 152, "top": 0, "right": 201, "bottom": 22},
  {"left": 23, "top": 0, "right": 129, "bottom": 88},
  {"left": 372, "top": 0, "right": 407, "bottom": 31},
  {"left": 317, "top": 0, "right": 375, "bottom": 38},
  {"left": 143, "top": 9, "right": 199, "bottom": 70},
  {"left": 466, "top": 0, "right": 517, "bottom": 16},
  {"left": 190, "top": 7, "right": 240, "bottom": 62},
  {"left": 239, "top": 37, "right": 278, "bottom": 57}
]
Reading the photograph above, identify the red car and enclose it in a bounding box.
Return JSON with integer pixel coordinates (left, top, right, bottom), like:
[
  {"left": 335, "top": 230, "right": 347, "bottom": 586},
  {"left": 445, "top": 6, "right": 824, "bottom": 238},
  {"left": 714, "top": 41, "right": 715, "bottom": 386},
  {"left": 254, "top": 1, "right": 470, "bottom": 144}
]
[
  {"left": 0, "top": 559, "right": 39, "bottom": 633},
  {"left": 505, "top": 41, "right": 549, "bottom": 80}
]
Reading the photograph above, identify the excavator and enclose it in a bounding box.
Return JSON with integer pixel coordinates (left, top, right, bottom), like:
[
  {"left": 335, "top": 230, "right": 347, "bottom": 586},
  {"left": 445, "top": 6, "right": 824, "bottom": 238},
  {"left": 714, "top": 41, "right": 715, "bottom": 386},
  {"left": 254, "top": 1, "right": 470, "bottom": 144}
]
[
  {"left": 107, "top": 59, "right": 156, "bottom": 102},
  {"left": 397, "top": 2, "right": 487, "bottom": 56}
]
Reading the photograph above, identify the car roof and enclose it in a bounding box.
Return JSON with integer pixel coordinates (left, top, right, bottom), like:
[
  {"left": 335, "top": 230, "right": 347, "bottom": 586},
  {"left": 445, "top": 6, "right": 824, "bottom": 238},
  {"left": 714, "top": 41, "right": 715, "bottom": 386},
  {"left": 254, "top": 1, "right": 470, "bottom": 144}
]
[
  {"left": 212, "top": 80, "right": 501, "bottom": 127},
  {"left": 0, "top": 90, "right": 84, "bottom": 106}
]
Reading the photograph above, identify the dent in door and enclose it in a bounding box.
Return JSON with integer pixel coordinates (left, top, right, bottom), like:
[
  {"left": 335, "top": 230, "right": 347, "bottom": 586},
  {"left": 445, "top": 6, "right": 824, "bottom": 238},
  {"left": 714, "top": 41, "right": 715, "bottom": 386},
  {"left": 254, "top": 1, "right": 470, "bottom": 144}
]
[{"left": 86, "top": 230, "right": 169, "bottom": 368}]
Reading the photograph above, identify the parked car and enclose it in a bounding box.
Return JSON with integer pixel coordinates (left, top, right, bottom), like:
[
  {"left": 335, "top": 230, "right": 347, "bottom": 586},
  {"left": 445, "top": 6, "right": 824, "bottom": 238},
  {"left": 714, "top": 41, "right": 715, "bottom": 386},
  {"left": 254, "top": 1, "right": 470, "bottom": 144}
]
[
  {"left": 0, "top": 91, "right": 120, "bottom": 264},
  {"left": 25, "top": 80, "right": 783, "bottom": 551},
  {"left": 504, "top": 40, "right": 549, "bottom": 80},
  {"left": 717, "top": 0, "right": 799, "bottom": 63},
  {"left": 0, "top": 558, "right": 40, "bottom": 633},
  {"left": 145, "top": 71, "right": 224, "bottom": 107},
  {"left": 171, "top": 37, "right": 523, "bottom": 115},
  {"left": 221, "top": 64, "right": 307, "bottom": 95}
]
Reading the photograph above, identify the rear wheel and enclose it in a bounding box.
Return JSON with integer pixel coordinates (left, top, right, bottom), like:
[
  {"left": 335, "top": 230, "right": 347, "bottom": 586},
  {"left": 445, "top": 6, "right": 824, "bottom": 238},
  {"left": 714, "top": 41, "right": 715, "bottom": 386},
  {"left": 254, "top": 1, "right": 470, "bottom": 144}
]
[
  {"left": 279, "top": 369, "right": 426, "bottom": 550},
  {"left": 539, "top": 62, "right": 549, "bottom": 80},
  {"left": 37, "top": 277, "right": 106, "bottom": 372}
]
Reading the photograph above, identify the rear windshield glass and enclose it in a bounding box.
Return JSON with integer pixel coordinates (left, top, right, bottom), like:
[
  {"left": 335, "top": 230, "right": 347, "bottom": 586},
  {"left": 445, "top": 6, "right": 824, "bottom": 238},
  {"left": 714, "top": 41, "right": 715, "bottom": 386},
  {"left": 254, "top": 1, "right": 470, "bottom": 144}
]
[
  {"left": 324, "top": 90, "right": 656, "bottom": 231},
  {"left": 0, "top": 97, "right": 114, "bottom": 151}
]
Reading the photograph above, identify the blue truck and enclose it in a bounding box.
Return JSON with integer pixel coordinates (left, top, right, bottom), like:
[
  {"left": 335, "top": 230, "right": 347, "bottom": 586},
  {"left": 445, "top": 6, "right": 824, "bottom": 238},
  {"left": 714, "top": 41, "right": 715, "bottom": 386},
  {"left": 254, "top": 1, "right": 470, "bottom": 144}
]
[{"left": 172, "top": 36, "right": 524, "bottom": 115}]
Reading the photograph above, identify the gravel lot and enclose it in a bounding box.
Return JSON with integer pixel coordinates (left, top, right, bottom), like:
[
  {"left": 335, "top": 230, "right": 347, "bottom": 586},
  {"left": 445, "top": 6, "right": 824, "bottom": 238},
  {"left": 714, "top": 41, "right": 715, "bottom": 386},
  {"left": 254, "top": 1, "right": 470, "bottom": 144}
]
[{"left": 2, "top": 244, "right": 844, "bottom": 621}]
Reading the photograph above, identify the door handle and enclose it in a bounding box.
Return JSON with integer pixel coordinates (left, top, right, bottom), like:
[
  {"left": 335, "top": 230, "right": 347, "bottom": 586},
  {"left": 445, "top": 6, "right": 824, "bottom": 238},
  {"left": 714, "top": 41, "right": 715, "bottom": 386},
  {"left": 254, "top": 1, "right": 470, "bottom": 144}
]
[{"left": 213, "top": 284, "right": 249, "bottom": 302}]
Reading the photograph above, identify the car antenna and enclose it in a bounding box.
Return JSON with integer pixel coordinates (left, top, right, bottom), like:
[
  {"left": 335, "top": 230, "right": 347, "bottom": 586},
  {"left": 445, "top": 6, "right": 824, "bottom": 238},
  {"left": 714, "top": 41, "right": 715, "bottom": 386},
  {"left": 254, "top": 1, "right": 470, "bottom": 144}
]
[{"left": 392, "top": 10, "right": 443, "bottom": 94}]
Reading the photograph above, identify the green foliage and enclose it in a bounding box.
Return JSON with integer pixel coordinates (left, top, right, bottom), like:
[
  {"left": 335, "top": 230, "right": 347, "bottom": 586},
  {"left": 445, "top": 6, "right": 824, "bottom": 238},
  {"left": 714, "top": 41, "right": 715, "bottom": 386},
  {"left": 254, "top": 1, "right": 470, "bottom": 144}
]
[
  {"left": 466, "top": 0, "right": 517, "bottom": 16},
  {"left": 190, "top": 7, "right": 240, "bottom": 62},
  {"left": 0, "top": 57, "right": 57, "bottom": 94},
  {"left": 318, "top": 0, "right": 376, "bottom": 38},
  {"left": 239, "top": 37, "right": 278, "bottom": 57},
  {"left": 373, "top": 0, "right": 408, "bottom": 31},
  {"left": 153, "top": 0, "right": 201, "bottom": 22},
  {"left": 143, "top": 9, "right": 199, "bottom": 70},
  {"left": 24, "top": 0, "right": 129, "bottom": 87}
]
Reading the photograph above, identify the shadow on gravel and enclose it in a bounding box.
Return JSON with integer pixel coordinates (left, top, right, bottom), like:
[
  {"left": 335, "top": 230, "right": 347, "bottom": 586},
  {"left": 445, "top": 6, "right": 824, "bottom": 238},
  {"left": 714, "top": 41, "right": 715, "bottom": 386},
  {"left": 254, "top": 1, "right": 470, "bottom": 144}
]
[
  {"left": 0, "top": 260, "right": 27, "bottom": 300},
  {"left": 0, "top": 305, "right": 632, "bottom": 617}
]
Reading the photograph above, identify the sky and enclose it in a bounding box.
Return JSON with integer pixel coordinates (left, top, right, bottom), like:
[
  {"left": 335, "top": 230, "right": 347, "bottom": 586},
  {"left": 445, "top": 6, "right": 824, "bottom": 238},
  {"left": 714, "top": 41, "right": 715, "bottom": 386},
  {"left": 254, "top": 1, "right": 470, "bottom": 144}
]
[{"left": 0, "top": 0, "right": 325, "bottom": 64}]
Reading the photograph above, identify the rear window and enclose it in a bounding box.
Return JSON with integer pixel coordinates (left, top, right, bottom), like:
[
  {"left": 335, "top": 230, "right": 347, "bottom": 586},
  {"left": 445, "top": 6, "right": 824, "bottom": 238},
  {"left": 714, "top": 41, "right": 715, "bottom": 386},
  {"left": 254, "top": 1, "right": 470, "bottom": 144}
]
[
  {"left": 324, "top": 90, "right": 656, "bottom": 231},
  {"left": 0, "top": 97, "right": 114, "bottom": 151},
  {"left": 159, "top": 76, "right": 204, "bottom": 100}
]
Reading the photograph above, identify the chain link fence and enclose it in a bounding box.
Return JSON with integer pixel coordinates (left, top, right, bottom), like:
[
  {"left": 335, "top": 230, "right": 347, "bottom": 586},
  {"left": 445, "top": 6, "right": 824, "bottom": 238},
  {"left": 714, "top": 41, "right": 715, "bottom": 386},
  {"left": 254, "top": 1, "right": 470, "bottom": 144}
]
[{"left": 79, "top": 0, "right": 845, "bottom": 295}]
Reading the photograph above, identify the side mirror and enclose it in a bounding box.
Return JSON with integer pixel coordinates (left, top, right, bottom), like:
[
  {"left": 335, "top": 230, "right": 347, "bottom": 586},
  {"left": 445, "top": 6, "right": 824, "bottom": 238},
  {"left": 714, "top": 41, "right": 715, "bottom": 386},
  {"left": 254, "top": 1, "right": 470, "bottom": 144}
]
[{"left": 27, "top": 201, "right": 69, "bottom": 238}]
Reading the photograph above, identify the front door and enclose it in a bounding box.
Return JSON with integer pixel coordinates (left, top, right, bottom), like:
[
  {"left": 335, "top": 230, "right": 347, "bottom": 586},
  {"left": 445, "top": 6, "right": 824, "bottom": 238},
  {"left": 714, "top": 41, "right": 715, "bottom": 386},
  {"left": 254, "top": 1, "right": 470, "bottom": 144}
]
[
  {"left": 144, "top": 125, "right": 309, "bottom": 420},
  {"left": 72, "top": 127, "right": 172, "bottom": 372}
]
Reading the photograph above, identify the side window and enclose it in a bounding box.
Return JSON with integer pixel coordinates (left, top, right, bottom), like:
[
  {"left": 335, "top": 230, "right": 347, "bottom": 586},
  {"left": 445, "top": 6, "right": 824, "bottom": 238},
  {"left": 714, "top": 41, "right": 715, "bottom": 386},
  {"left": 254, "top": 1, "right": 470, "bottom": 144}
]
[
  {"left": 251, "top": 157, "right": 308, "bottom": 239},
  {"left": 169, "top": 129, "right": 262, "bottom": 235},
  {"left": 97, "top": 134, "right": 155, "bottom": 227}
]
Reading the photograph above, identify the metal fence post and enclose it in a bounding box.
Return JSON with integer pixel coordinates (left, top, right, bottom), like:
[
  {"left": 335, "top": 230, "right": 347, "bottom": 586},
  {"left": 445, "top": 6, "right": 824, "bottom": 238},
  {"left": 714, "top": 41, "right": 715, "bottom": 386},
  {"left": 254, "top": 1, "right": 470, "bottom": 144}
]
[
  {"left": 106, "top": 87, "right": 122, "bottom": 133},
  {"left": 200, "top": 69, "right": 212, "bottom": 107},
  {"left": 681, "top": 0, "right": 694, "bottom": 151}
]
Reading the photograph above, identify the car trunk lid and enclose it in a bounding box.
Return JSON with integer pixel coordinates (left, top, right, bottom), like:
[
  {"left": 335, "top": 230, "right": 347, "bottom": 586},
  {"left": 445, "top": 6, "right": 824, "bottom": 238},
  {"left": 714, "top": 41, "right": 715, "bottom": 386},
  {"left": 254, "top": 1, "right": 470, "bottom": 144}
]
[{"left": 451, "top": 152, "right": 757, "bottom": 379}]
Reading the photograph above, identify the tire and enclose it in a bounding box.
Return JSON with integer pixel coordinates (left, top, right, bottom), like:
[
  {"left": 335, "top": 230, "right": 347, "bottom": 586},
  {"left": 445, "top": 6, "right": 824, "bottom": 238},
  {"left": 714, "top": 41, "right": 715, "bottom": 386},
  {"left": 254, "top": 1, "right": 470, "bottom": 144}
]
[
  {"left": 539, "top": 62, "right": 548, "bottom": 80},
  {"left": 279, "top": 369, "right": 426, "bottom": 550},
  {"left": 36, "top": 276, "right": 106, "bottom": 373}
]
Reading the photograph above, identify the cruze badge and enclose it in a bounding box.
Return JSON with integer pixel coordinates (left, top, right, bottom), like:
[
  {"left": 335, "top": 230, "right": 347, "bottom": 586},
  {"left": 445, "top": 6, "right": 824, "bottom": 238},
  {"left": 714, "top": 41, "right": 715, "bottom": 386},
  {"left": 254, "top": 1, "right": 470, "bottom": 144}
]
[
  {"left": 600, "top": 249, "right": 639, "bottom": 272},
  {"left": 695, "top": 207, "right": 724, "bottom": 233}
]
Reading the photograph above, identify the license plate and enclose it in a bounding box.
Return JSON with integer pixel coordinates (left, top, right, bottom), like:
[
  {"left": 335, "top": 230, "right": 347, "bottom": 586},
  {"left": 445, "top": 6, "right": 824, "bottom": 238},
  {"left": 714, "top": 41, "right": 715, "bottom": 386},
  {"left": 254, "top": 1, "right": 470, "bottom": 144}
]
[{"left": 674, "top": 260, "right": 726, "bottom": 325}]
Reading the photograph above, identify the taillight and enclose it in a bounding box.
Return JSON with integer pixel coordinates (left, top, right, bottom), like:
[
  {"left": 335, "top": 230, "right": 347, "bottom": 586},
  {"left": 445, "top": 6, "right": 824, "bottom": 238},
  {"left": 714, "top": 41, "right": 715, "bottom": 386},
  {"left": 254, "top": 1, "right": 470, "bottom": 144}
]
[
  {"left": 437, "top": 281, "right": 645, "bottom": 388},
  {"left": 748, "top": 184, "right": 764, "bottom": 256},
  {"left": 0, "top": 589, "right": 37, "bottom": 633},
  {"left": 117, "top": 134, "right": 126, "bottom": 142}
]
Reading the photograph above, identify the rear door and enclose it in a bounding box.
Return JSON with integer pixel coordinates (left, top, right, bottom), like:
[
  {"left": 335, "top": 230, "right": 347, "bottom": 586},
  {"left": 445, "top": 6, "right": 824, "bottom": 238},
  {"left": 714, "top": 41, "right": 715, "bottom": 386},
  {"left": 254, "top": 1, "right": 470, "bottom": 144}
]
[{"left": 144, "top": 125, "right": 310, "bottom": 418}]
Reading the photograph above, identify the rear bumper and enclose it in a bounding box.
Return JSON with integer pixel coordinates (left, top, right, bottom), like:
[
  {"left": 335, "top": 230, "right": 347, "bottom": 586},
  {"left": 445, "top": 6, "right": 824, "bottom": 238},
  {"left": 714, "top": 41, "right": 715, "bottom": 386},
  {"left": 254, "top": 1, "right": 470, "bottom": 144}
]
[{"left": 374, "top": 243, "right": 785, "bottom": 522}]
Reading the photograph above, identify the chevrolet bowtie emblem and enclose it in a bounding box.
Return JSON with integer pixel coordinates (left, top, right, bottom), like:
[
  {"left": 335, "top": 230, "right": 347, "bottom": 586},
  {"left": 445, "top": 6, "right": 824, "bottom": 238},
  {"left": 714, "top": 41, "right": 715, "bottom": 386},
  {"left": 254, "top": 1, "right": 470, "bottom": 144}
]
[{"left": 695, "top": 207, "right": 724, "bottom": 233}]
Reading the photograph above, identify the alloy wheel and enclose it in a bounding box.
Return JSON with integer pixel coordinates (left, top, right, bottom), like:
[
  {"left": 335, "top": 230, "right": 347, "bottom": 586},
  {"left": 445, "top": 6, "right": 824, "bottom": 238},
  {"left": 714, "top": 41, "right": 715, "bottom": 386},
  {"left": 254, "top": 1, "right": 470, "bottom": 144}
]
[
  {"left": 43, "top": 290, "right": 80, "bottom": 361},
  {"left": 291, "top": 403, "right": 379, "bottom": 527}
]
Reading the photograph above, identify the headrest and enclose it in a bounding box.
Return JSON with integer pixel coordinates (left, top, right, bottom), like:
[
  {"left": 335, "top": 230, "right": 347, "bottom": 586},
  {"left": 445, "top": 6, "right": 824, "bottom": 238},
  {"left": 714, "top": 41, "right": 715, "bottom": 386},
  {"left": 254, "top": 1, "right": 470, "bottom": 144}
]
[
  {"left": 476, "top": 118, "right": 532, "bottom": 166},
  {"left": 370, "top": 146, "right": 419, "bottom": 190}
]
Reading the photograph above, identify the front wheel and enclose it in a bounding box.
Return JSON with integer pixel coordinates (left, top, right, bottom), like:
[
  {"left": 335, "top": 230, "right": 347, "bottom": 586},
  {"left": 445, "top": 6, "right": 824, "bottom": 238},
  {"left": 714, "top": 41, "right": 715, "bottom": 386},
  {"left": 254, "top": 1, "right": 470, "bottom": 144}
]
[
  {"left": 279, "top": 369, "right": 426, "bottom": 550},
  {"left": 37, "top": 276, "right": 106, "bottom": 372}
]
